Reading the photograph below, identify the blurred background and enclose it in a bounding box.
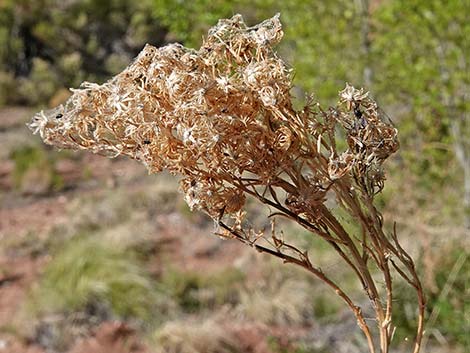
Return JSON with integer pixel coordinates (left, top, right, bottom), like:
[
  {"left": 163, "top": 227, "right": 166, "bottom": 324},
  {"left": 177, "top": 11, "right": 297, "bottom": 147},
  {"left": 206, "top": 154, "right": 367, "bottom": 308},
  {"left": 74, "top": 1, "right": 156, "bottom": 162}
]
[{"left": 0, "top": 0, "right": 468, "bottom": 352}]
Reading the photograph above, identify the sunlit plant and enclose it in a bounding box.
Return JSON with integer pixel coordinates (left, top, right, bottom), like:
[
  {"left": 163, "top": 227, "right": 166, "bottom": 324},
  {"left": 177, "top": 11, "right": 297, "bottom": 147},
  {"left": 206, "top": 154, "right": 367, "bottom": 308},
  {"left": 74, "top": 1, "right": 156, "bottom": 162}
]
[{"left": 29, "top": 15, "right": 425, "bottom": 353}]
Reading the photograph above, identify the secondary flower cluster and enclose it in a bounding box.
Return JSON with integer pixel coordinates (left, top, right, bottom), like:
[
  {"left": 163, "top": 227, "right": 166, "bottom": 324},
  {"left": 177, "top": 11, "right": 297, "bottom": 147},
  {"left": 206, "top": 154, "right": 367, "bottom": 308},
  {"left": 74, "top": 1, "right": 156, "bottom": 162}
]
[{"left": 29, "top": 14, "right": 398, "bottom": 219}]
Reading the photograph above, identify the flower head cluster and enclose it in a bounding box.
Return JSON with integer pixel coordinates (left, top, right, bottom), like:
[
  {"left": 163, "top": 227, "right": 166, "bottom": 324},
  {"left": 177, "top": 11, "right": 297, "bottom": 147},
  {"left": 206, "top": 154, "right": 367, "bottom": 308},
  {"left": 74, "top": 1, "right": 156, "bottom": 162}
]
[
  {"left": 29, "top": 14, "right": 398, "bottom": 220},
  {"left": 28, "top": 18, "right": 427, "bottom": 353}
]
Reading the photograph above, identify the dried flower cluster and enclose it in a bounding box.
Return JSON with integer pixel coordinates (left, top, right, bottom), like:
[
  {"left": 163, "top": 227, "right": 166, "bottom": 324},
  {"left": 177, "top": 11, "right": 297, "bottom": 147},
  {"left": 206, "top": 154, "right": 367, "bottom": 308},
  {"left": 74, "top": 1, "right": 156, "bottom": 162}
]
[{"left": 29, "top": 15, "right": 424, "bottom": 353}]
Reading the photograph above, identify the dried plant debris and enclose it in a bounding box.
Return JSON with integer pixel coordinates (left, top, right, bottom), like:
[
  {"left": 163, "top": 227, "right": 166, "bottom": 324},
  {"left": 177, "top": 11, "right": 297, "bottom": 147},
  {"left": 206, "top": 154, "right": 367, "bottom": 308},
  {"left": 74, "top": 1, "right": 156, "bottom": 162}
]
[
  {"left": 29, "top": 14, "right": 398, "bottom": 219},
  {"left": 29, "top": 15, "right": 427, "bottom": 353}
]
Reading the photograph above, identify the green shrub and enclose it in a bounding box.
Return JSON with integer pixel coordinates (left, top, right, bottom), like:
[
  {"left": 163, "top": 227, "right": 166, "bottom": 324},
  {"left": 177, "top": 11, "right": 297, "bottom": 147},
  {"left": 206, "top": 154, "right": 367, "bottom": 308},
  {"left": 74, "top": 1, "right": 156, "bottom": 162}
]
[
  {"left": 0, "top": 0, "right": 165, "bottom": 106},
  {"left": 393, "top": 244, "right": 469, "bottom": 348},
  {"left": 57, "top": 52, "right": 84, "bottom": 88},
  {"left": 312, "top": 294, "right": 341, "bottom": 321},
  {"left": 10, "top": 145, "right": 64, "bottom": 192},
  {"left": 17, "top": 58, "right": 61, "bottom": 106},
  {"left": 0, "top": 70, "right": 15, "bottom": 107},
  {"left": 427, "top": 248, "right": 469, "bottom": 347},
  {"left": 11, "top": 146, "right": 45, "bottom": 185},
  {"left": 157, "top": 268, "right": 245, "bottom": 312},
  {"left": 29, "top": 236, "right": 159, "bottom": 322}
]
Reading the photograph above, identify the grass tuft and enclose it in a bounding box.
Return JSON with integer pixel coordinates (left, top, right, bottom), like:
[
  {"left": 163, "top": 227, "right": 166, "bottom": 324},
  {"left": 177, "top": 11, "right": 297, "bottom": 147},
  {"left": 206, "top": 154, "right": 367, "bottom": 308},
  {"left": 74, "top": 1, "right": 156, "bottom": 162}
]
[
  {"left": 10, "top": 145, "right": 64, "bottom": 192},
  {"left": 153, "top": 316, "right": 241, "bottom": 353},
  {"left": 157, "top": 268, "right": 245, "bottom": 312},
  {"left": 28, "top": 235, "right": 159, "bottom": 323}
]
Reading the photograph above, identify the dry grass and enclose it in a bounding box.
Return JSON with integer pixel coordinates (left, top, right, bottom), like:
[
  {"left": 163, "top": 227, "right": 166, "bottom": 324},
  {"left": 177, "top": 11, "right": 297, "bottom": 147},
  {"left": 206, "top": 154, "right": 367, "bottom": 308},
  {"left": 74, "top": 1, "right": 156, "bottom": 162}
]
[
  {"left": 153, "top": 315, "right": 241, "bottom": 353},
  {"left": 239, "top": 272, "right": 313, "bottom": 326}
]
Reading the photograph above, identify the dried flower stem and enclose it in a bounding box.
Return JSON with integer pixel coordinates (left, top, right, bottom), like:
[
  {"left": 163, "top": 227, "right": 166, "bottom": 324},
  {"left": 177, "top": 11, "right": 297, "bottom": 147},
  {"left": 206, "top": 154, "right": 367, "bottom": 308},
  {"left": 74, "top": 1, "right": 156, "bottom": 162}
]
[{"left": 29, "top": 14, "right": 425, "bottom": 353}]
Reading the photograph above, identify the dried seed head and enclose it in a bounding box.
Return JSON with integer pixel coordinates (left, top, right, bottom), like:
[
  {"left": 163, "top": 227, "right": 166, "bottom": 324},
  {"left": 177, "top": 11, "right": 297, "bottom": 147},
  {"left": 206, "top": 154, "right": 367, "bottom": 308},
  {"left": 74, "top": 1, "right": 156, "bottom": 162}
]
[{"left": 29, "top": 14, "right": 398, "bottom": 219}]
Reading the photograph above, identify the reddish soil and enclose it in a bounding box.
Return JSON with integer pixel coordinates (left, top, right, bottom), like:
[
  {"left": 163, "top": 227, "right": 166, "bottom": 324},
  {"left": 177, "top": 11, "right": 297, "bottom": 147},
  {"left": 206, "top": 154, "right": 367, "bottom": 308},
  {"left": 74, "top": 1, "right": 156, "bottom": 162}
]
[
  {"left": 0, "top": 194, "right": 69, "bottom": 239},
  {"left": 0, "top": 107, "right": 33, "bottom": 131},
  {"left": 151, "top": 212, "right": 246, "bottom": 272},
  {"left": 0, "top": 255, "right": 47, "bottom": 353},
  {"left": 68, "top": 322, "right": 149, "bottom": 353}
]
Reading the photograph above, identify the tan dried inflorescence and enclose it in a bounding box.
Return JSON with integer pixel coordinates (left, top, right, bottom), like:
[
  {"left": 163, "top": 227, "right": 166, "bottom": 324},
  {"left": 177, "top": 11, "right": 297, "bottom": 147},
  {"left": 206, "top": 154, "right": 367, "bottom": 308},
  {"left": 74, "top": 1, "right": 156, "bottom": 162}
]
[
  {"left": 29, "top": 14, "right": 397, "bottom": 219},
  {"left": 29, "top": 15, "right": 424, "bottom": 353}
]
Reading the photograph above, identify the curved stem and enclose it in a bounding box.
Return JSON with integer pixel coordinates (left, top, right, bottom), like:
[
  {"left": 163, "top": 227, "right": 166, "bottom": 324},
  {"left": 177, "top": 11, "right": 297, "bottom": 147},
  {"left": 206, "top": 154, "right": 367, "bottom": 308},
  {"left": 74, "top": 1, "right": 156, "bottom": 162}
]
[
  {"left": 363, "top": 196, "right": 426, "bottom": 353},
  {"left": 218, "top": 220, "right": 377, "bottom": 353}
]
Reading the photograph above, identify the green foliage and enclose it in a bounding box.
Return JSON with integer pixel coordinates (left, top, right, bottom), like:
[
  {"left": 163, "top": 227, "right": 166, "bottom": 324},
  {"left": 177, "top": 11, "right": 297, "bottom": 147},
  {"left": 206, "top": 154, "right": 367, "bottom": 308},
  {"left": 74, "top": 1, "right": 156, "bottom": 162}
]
[
  {"left": 10, "top": 145, "right": 64, "bottom": 192},
  {"left": 373, "top": 0, "right": 469, "bottom": 185},
  {"left": 0, "top": 70, "right": 15, "bottom": 106},
  {"left": 312, "top": 294, "right": 341, "bottom": 321},
  {"left": 17, "top": 58, "right": 60, "bottom": 106},
  {"left": 152, "top": 0, "right": 363, "bottom": 103},
  {"left": 158, "top": 270, "right": 202, "bottom": 312},
  {"left": 428, "top": 248, "right": 469, "bottom": 347},
  {"left": 0, "top": 0, "right": 165, "bottom": 106},
  {"left": 374, "top": 0, "right": 469, "bottom": 106},
  {"left": 29, "top": 236, "right": 159, "bottom": 322},
  {"left": 276, "top": 0, "right": 364, "bottom": 100},
  {"left": 157, "top": 268, "right": 244, "bottom": 312},
  {"left": 393, "top": 244, "right": 469, "bottom": 347},
  {"left": 152, "top": 0, "right": 237, "bottom": 48},
  {"left": 11, "top": 146, "right": 44, "bottom": 187}
]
